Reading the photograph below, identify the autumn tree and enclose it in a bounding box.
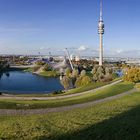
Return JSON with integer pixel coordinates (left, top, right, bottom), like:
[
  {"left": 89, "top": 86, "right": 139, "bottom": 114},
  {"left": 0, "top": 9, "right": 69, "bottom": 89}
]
[
  {"left": 72, "top": 69, "right": 79, "bottom": 78},
  {"left": 123, "top": 67, "right": 140, "bottom": 83},
  {"left": 80, "top": 70, "right": 86, "bottom": 77},
  {"left": 65, "top": 68, "right": 71, "bottom": 77},
  {"left": 60, "top": 76, "right": 73, "bottom": 90},
  {"left": 75, "top": 70, "right": 92, "bottom": 87},
  {"left": 92, "top": 66, "right": 113, "bottom": 82}
]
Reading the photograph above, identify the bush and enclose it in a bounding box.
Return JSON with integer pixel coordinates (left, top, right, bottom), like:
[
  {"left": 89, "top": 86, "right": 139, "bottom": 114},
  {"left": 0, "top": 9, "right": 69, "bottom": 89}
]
[{"left": 52, "top": 90, "right": 64, "bottom": 95}]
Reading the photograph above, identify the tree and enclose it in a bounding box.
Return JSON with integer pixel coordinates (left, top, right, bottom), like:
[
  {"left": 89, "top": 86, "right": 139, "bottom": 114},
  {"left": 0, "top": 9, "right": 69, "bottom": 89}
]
[
  {"left": 72, "top": 69, "right": 79, "bottom": 78},
  {"left": 91, "top": 66, "right": 98, "bottom": 75},
  {"left": 65, "top": 68, "right": 71, "bottom": 77},
  {"left": 135, "top": 83, "right": 140, "bottom": 90},
  {"left": 75, "top": 76, "right": 83, "bottom": 87},
  {"left": 71, "top": 69, "right": 79, "bottom": 87},
  {"left": 43, "top": 63, "right": 52, "bottom": 71},
  {"left": 0, "top": 60, "right": 9, "bottom": 72},
  {"left": 97, "top": 66, "right": 105, "bottom": 75},
  {"left": 60, "top": 76, "right": 73, "bottom": 90},
  {"left": 75, "top": 75, "right": 92, "bottom": 87},
  {"left": 92, "top": 66, "right": 113, "bottom": 82},
  {"left": 105, "top": 67, "right": 110, "bottom": 75},
  {"left": 35, "top": 61, "right": 45, "bottom": 66},
  {"left": 93, "top": 73, "right": 98, "bottom": 82},
  {"left": 80, "top": 70, "right": 86, "bottom": 77},
  {"left": 81, "top": 76, "right": 92, "bottom": 86},
  {"left": 123, "top": 68, "right": 140, "bottom": 83}
]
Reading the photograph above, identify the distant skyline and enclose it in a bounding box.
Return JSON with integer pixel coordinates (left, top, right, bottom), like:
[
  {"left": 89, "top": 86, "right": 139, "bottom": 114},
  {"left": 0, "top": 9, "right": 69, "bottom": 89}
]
[{"left": 0, "top": 0, "right": 140, "bottom": 57}]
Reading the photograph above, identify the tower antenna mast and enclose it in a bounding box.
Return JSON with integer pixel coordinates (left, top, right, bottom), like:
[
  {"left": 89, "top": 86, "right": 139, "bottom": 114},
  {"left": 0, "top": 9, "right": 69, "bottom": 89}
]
[{"left": 100, "top": 0, "right": 103, "bottom": 21}]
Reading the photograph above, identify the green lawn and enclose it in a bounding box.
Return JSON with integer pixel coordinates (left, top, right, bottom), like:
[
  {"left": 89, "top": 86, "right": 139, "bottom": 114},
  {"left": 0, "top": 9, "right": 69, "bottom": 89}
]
[
  {"left": 64, "top": 82, "right": 109, "bottom": 95},
  {"left": 24, "top": 67, "right": 33, "bottom": 72},
  {"left": 64, "top": 77, "right": 121, "bottom": 96},
  {"left": 1, "top": 91, "right": 140, "bottom": 139},
  {"left": 0, "top": 82, "right": 134, "bottom": 109},
  {"left": 39, "top": 71, "right": 59, "bottom": 78},
  {"left": 24, "top": 67, "right": 59, "bottom": 77}
]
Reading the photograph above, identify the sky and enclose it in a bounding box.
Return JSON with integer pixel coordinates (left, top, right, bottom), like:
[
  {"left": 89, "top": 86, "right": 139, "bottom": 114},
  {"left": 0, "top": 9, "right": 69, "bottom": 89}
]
[{"left": 0, "top": 0, "right": 140, "bottom": 57}]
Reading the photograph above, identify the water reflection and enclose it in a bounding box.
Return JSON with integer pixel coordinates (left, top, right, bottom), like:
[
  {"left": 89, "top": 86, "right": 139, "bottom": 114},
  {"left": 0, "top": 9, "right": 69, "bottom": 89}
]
[
  {"left": 5, "top": 72, "right": 10, "bottom": 77},
  {"left": 0, "top": 73, "right": 3, "bottom": 79},
  {"left": 0, "top": 72, "right": 10, "bottom": 79},
  {"left": 0, "top": 71, "right": 64, "bottom": 94}
]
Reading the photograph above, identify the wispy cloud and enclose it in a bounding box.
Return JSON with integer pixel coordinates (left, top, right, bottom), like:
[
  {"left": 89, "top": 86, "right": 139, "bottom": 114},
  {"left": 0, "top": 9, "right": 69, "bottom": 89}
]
[
  {"left": 77, "top": 45, "right": 89, "bottom": 51},
  {"left": 104, "top": 49, "right": 140, "bottom": 58}
]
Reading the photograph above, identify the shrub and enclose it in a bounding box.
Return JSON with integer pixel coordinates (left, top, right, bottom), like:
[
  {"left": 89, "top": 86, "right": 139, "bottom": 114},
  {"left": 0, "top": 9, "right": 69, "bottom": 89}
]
[{"left": 52, "top": 90, "right": 64, "bottom": 95}]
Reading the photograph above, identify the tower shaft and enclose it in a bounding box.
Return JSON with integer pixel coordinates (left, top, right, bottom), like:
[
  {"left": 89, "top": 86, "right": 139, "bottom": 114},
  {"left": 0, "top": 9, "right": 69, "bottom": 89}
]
[
  {"left": 98, "top": 0, "right": 104, "bottom": 66},
  {"left": 99, "top": 34, "right": 103, "bottom": 66}
]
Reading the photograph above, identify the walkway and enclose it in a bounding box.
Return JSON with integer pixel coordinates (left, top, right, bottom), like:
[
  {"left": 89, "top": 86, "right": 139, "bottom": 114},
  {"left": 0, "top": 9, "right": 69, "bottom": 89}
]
[
  {"left": 10, "top": 65, "right": 34, "bottom": 68},
  {"left": 0, "top": 88, "right": 136, "bottom": 116},
  {"left": 0, "top": 80, "right": 122, "bottom": 101}
]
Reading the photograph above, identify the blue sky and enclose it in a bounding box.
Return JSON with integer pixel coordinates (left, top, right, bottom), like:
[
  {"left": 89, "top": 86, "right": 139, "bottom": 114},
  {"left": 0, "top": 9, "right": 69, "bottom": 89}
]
[{"left": 0, "top": 0, "right": 140, "bottom": 57}]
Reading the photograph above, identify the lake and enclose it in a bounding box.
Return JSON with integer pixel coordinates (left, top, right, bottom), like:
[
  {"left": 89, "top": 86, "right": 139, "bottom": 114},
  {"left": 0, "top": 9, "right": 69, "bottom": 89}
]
[{"left": 0, "top": 71, "right": 64, "bottom": 94}]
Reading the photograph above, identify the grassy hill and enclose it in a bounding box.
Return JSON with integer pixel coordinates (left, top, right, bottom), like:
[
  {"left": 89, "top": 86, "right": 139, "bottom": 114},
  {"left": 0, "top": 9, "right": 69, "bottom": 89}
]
[{"left": 1, "top": 91, "right": 140, "bottom": 139}]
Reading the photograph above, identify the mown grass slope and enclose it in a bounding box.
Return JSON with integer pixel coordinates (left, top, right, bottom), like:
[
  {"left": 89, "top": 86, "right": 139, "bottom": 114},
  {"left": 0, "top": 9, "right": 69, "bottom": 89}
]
[{"left": 0, "top": 91, "right": 140, "bottom": 139}]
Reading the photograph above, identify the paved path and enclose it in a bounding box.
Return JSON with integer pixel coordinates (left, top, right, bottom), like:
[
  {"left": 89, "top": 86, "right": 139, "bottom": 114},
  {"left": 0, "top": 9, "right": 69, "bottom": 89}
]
[
  {"left": 10, "top": 65, "right": 34, "bottom": 68},
  {"left": 0, "top": 80, "right": 122, "bottom": 101},
  {"left": 0, "top": 88, "right": 136, "bottom": 116}
]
